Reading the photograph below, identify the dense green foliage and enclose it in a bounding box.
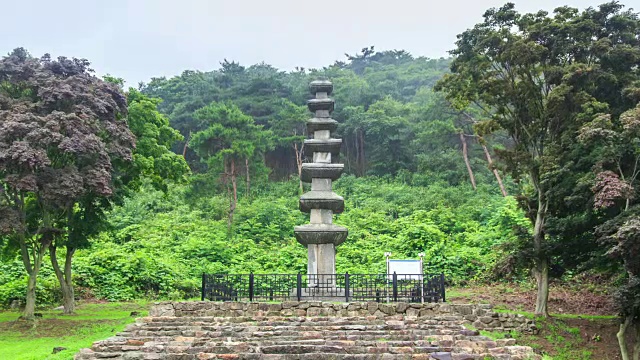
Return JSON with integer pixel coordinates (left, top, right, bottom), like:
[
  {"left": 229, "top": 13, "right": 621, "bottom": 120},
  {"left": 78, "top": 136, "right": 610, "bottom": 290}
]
[{"left": 1, "top": 176, "right": 525, "bottom": 303}]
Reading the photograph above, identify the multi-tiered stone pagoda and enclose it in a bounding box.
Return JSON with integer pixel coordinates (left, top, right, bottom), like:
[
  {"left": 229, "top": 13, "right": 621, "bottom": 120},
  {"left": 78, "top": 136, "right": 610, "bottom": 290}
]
[{"left": 294, "top": 80, "right": 347, "bottom": 286}]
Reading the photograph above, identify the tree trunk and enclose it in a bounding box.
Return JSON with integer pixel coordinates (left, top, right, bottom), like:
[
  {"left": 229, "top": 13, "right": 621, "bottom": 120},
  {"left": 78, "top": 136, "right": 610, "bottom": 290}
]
[
  {"left": 359, "top": 129, "right": 366, "bottom": 175},
  {"left": 63, "top": 247, "right": 75, "bottom": 314},
  {"left": 23, "top": 239, "right": 49, "bottom": 320},
  {"left": 534, "top": 257, "right": 549, "bottom": 316},
  {"left": 245, "top": 158, "right": 251, "bottom": 202},
  {"left": 481, "top": 143, "right": 507, "bottom": 196},
  {"left": 223, "top": 161, "right": 231, "bottom": 232},
  {"left": 460, "top": 133, "right": 477, "bottom": 191},
  {"left": 344, "top": 135, "right": 351, "bottom": 174},
  {"left": 294, "top": 143, "right": 304, "bottom": 194},
  {"left": 182, "top": 131, "right": 191, "bottom": 159},
  {"left": 354, "top": 132, "right": 360, "bottom": 177},
  {"left": 24, "top": 270, "right": 37, "bottom": 319},
  {"left": 50, "top": 245, "right": 76, "bottom": 314},
  {"left": 532, "top": 191, "right": 549, "bottom": 317},
  {"left": 633, "top": 322, "right": 640, "bottom": 360},
  {"left": 618, "top": 317, "right": 631, "bottom": 360},
  {"left": 227, "top": 159, "right": 237, "bottom": 228}
]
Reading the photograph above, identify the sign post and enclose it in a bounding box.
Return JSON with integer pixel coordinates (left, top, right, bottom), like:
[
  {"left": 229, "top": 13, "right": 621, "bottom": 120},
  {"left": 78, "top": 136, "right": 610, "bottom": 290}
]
[
  {"left": 384, "top": 252, "right": 391, "bottom": 303},
  {"left": 384, "top": 252, "right": 426, "bottom": 303},
  {"left": 418, "top": 253, "right": 425, "bottom": 303}
]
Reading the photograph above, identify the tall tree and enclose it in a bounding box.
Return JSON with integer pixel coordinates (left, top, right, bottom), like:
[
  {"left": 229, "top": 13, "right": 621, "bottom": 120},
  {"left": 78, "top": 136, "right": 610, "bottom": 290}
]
[
  {"left": 581, "top": 104, "right": 640, "bottom": 359},
  {"left": 268, "top": 99, "right": 308, "bottom": 193},
  {"left": 436, "top": 2, "right": 640, "bottom": 316},
  {"left": 0, "top": 49, "right": 135, "bottom": 319},
  {"left": 190, "top": 103, "right": 272, "bottom": 228},
  {"left": 47, "top": 87, "right": 189, "bottom": 314}
]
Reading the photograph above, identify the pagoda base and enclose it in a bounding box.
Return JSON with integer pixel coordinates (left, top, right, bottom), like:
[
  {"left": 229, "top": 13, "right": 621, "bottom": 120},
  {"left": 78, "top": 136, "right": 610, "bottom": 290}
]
[
  {"left": 290, "top": 287, "right": 346, "bottom": 301},
  {"left": 307, "top": 243, "right": 335, "bottom": 277}
]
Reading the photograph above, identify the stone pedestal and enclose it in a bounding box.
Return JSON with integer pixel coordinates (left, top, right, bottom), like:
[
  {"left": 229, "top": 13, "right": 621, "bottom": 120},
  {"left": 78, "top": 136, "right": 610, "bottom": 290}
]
[
  {"left": 294, "top": 80, "right": 347, "bottom": 288},
  {"left": 307, "top": 243, "right": 335, "bottom": 277}
]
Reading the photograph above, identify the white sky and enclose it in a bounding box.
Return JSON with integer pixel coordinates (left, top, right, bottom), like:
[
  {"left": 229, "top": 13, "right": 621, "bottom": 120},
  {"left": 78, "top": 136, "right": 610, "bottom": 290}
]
[{"left": 1, "top": 0, "right": 620, "bottom": 86}]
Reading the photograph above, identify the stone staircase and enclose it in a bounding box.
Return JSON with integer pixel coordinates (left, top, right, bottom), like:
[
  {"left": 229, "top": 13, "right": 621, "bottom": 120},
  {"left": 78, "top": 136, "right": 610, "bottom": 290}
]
[{"left": 76, "top": 302, "right": 541, "bottom": 360}]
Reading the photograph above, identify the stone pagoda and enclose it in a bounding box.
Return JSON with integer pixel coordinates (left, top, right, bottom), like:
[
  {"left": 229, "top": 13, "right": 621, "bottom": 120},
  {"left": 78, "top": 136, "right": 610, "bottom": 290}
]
[{"left": 294, "top": 80, "right": 347, "bottom": 286}]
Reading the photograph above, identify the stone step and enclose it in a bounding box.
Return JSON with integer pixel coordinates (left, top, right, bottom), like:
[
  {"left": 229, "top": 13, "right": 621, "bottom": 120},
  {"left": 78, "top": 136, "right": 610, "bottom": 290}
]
[
  {"left": 128, "top": 324, "right": 465, "bottom": 333},
  {"left": 76, "top": 350, "right": 502, "bottom": 360},
  {"left": 120, "top": 329, "right": 464, "bottom": 339},
  {"left": 132, "top": 319, "right": 466, "bottom": 326},
  {"left": 90, "top": 338, "right": 502, "bottom": 355},
  {"left": 75, "top": 304, "right": 539, "bottom": 360},
  {"left": 107, "top": 333, "right": 460, "bottom": 346},
  {"left": 144, "top": 316, "right": 466, "bottom": 323},
  {"left": 126, "top": 321, "right": 466, "bottom": 331}
]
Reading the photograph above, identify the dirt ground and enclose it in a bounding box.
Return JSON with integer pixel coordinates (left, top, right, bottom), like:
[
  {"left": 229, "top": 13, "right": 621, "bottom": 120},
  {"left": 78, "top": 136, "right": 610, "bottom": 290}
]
[
  {"left": 448, "top": 283, "right": 636, "bottom": 359},
  {"left": 448, "top": 283, "right": 615, "bottom": 315}
]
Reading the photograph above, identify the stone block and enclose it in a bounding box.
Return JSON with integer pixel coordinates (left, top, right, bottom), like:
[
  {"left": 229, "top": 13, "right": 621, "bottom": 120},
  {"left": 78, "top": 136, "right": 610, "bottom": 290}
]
[
  {"left": 479, "top": 316, "right": 494, "bottom": 324},
  {"left": 366, "top": 302, "right": 378, "bottom": 314},
  {"left": 347, "top": 303, "right": 361, "bottom": 311},
  {"left": 496, "top": 338, "right": 517, "bottom": 346},
  {"left": 378, "top": 303, "right": 395, "bottom": 315},
  {"left": 453, "top": 305, "right": 473, "bottom": 315},
  {"left": 406, "top": 308, "right": 419, "bottom": 317},
  {"left": 149, "top": 304, "right": 174, "bottom": 317},
  {"left": 307, "top": 307, "right": 322, "bottom": 317},
  {"left": 373, "top": 310, "right": 386, "bottom": 319},
  {"left": 419, "top": 309, "right": 435, "bottom": 317},
  {"left": 396, "top": 302, "right": 409, "bottom": 313},
  {"left": 473, "top": 320, "right": 486, "bottom": 329}
]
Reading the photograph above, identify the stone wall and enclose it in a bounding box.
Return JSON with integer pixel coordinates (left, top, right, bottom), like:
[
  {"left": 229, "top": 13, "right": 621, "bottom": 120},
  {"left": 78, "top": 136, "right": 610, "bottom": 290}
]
[{"left": 150, "top": 301, "right": 536, "bottom": 334}]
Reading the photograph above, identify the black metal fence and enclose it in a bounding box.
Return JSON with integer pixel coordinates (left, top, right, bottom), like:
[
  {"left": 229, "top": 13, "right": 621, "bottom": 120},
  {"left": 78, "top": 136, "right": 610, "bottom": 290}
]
[{"left": 201, "top": 273, "right": 445, "bottom": 303}]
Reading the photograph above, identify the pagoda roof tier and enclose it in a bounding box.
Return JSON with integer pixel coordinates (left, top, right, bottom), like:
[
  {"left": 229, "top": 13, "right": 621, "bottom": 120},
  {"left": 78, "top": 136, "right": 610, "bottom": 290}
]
[
  {"left": 307, "top": 98, "right": 335, "bottom": 112},
  {"left": 299, "top": 191, "right": 344, "bottom": 213},
  {"left": 307, "top": 118, "right": 338, "bottom": 133},
  {"left": 301, "top": 163, "right": 344, "bottom": 182},
  {"left": 294, "top": 224, "right": 348, "bottom": 246},
  {"left": 304, "top": 138, "right": 342, "bottom": 155},
  {"left": 309, "top": 80, "right": 333, "bottom": 95}
]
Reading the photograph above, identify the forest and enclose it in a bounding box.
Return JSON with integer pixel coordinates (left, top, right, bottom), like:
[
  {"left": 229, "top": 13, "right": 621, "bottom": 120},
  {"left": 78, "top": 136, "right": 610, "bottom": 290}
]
[{"left": 1, "top": 1, "right": 640, "bottom": 359}]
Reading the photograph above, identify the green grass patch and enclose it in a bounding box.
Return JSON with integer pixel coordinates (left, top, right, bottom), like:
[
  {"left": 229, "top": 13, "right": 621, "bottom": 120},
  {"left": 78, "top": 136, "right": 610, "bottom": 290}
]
[
  {"left": 0, "top": 301, "right": 149, "bottom": 360},
  {"left": 491, "top": 307, "right": 616, "bottom": 321},
  {"left": 479, "top": 329, "right": 512, "bottom": 340}
]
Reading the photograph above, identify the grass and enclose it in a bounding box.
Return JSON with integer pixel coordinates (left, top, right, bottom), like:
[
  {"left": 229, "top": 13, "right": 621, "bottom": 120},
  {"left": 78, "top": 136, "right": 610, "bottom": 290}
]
[
  {"left": 0, "top": 301, "right": 149, "bottom": 360},
  {"left": 491, "top": 306, "right": 617, "bottom": 321}
]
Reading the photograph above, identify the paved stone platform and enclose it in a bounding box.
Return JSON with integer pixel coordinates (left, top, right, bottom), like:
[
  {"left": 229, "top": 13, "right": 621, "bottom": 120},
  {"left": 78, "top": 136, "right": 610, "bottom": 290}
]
[{"left": 75, "top": 302, "right": 541, "bottom": 360}]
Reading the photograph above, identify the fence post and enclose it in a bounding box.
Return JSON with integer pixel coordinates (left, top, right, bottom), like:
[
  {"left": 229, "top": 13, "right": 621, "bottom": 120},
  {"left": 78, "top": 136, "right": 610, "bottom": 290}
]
[
  {"left": 392, "top": 272, "right": 398, "bottom": 302},
  {"left": 440, "top": 273, "right": 446, "bottom": 302},
  {"left": 297, "top": 273, "right": 302, "bottom": 301},
  {"left": 201, "top": 273, "right": 206, "bottom": 301},
  {"left": 249, "top": 273, "right": 254, "bottom": 302},
  {"left": 344, "top": 272, "right": 350, "bottom": 302}
]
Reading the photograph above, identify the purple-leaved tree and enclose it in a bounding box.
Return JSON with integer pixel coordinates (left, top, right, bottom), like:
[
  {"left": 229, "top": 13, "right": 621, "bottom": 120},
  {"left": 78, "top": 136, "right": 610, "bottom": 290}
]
[{"left": 0, "top": 48, "right": 135, "bottom": 319}]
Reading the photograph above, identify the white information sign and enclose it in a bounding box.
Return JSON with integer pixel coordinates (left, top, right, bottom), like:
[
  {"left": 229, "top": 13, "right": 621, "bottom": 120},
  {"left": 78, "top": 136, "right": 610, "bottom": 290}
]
[{"left": 387, "top": 260, "right": 422, "bottom": 280}]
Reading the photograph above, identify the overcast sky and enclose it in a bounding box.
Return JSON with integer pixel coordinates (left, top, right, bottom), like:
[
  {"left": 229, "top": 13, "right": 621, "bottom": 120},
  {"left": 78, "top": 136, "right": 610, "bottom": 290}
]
[{"left": 2, "top": 0, "right": 618, "bottom": 86}]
